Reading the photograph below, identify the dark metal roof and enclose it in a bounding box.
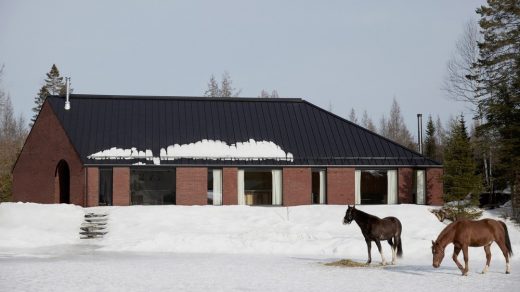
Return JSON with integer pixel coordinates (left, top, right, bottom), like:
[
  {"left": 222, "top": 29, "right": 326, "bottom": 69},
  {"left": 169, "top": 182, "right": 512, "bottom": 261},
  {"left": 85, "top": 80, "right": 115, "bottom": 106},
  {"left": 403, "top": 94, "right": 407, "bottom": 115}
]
[{"left": 47, "top": 94, "right": 441, "bottom": 167}]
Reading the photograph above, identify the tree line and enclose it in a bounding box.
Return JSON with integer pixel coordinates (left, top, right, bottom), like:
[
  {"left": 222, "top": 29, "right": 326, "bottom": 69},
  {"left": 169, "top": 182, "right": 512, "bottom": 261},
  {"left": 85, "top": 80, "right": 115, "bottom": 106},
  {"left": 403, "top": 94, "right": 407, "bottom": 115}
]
[{"left": 441, "top": 0, "right": 520, "bottom": 219}]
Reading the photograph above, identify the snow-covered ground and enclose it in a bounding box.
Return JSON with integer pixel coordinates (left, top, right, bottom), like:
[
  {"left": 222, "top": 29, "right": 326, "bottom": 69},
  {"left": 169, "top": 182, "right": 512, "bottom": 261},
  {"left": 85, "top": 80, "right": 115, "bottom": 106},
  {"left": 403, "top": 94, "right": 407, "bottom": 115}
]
[{"left": 0, "top": 203, "right": 519, "bottom": 291}]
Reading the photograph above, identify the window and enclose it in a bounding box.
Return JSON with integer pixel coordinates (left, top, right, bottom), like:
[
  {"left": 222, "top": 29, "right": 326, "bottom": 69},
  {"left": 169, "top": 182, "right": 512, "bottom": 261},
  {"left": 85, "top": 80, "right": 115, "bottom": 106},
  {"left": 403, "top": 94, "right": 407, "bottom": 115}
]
[
  {"left": 131, "top": 168, "right": 176, "bottom": 205},
  {"left": 356, "top": 169, "right": 398, "bottom": 205},
  {"left": 415, "top": 170, "right": 426, "bottom": 204},
  {"left": 312, "top": 169, "right": 326, "bottom": 204},
  {"left": 99, "top": 168, "right": 113, "bottom": 206},
  {"left": 208, "top": 169, "right": 222, "bottom": 205},
  {"left": 238, "top": 169, "right": 282, "bottom": 206}
]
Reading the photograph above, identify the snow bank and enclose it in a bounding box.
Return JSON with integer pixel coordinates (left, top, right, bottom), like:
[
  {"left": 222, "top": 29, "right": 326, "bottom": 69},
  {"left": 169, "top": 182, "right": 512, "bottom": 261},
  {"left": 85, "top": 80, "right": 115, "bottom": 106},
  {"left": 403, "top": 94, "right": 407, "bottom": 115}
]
[
  {"left": 0, "top": 203, "right": 84, "bottom": 248},
  {"left": 1, "top": 203, "right": 519, "bottom": 261},
  {"left": 99, "top": 204, "right": 520, "bottom": 259}
]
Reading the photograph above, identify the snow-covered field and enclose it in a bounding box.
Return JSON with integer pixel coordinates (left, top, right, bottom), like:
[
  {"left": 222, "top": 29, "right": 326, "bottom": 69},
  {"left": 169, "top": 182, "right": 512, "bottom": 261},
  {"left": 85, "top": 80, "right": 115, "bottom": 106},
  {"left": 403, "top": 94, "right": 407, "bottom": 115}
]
[{"left": 0, "top": 203, "right": 519, "bottom": 292}]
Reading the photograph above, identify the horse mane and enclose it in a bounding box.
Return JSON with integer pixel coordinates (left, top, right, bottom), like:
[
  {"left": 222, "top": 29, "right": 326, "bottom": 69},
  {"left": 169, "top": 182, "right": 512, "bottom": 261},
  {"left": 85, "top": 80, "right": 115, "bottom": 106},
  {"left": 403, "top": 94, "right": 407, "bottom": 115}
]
[
  {"left": 354, "top": 208, "right": 380, "bottom": 221},
  {"left": 436, "top": 221, "right": 456, "bottom": 246}
]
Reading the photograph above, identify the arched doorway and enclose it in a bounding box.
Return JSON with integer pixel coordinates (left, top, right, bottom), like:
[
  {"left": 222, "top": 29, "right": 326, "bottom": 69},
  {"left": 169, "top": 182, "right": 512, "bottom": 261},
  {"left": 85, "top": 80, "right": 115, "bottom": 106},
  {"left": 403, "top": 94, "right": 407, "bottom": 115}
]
[{"left": 56, "top": 160, "right": 70, "bottom": 204}]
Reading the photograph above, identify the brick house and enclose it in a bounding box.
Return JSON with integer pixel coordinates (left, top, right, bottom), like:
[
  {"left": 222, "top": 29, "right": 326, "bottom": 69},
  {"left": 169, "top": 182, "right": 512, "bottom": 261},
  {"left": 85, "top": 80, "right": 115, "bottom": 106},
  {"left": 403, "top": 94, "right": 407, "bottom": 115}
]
[{"left": 12, "top": 94, "right": 443, "bottom": 207}]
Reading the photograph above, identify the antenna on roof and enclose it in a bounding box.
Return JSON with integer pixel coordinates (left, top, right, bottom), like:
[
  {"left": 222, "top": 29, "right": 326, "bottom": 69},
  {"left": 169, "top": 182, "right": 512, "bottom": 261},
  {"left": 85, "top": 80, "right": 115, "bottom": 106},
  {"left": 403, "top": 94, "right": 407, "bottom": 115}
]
[{"left": 64, "top": 77, "right": 71, "bottom": 110}]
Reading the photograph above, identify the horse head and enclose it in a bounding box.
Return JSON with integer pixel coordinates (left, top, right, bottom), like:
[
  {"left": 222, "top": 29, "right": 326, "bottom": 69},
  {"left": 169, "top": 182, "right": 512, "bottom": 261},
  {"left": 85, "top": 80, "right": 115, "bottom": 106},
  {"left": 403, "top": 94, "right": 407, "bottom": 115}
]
[
  {"left": 343, "top": 205, "right": 356, "bottom": 225},
  {"left": 431, "top": 240, "right": 445, "bottom": 268}
]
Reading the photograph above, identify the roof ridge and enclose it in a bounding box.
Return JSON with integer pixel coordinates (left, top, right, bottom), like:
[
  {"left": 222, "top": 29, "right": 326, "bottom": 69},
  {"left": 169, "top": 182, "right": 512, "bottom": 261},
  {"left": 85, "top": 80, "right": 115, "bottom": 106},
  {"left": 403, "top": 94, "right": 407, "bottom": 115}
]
[{"left": 49, "top": 94, "right": 303, "bottom": 103}]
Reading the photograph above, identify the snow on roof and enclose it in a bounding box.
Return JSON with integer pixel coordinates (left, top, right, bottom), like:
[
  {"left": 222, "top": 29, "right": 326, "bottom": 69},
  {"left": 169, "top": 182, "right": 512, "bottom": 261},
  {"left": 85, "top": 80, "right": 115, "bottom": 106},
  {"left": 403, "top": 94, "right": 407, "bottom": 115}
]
[{"left": 87, "top": 139, "right": 294, "bottom": 165}]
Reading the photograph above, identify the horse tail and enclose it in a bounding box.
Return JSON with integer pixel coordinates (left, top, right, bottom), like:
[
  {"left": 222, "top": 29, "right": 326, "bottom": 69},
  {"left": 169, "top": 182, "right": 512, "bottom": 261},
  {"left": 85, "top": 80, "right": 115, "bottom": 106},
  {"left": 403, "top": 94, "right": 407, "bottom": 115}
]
[
  {"left": 396, "top": 219, "right": 403, "bottom": 258},
  {"left": 500, "top": 221, "right": 513, "bottom": 256},
  {"left": 396, "top": 234, "right": 403, "bottom": 258}
]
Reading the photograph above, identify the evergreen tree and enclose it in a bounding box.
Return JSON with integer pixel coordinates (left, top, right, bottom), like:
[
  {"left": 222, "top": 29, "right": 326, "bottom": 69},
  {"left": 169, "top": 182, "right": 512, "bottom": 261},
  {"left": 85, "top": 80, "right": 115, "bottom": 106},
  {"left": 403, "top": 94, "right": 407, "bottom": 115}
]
[
  {"left": 472, "top": 0, "right": 520, "bottom": 96},
  {"left": 31, "top": 86, "right": 49, "bottom": 126},
  {"left": 45, "top": 64, "right": 66, "bottom": 95},
  {"left": 443, "top": 115, "right": 482, "bottom": 209},
  {"left": 424, "top": 115, "right": 437, "bottom": 161},
  {"left": 31, "top": 64, "right": 68, "bottom": 126},
  {"left": 472, "top": 0, "right": 520, "bottom": 219}
]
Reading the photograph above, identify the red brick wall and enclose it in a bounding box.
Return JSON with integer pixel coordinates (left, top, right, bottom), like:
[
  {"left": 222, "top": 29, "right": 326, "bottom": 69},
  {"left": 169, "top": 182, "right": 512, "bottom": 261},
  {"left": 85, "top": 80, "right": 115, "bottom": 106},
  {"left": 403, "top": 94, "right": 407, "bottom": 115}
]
[
  {"left": 176, "top": 167, "right": 207, "bottom": 205},
  {"left": 327, "top": 168, "right": 355, "bottom": 205},
  {"left": 427, "top": 168, "right": 444, "bottom": 206},
  {"left": 113, "top": 167, "right": 130, "bottom": 206},
  {"left": 398, "top": 168, "right": 413, "bottom": 204},
  {"left": 222, "top": 167, "right": 238, "bottom": 205},
  {"left": 12, "top": 101, "right": 85, "bottom": 205},
  {"left": 283, "top": 168, "right": 312, "bottom": 206},
  {"left": 86, "top": 167, "right": 99, "bottom": 207}
]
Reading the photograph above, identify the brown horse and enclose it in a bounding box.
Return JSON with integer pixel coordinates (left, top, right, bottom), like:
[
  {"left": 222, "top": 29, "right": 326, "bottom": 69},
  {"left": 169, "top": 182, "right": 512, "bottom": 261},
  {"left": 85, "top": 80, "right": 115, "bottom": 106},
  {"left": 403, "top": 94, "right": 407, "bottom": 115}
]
[
  {"left": 431, "top": 218, "right": 513, "bottom": 275},
  {"left": 343, "top": 205, "right": 403, "bottom": 265}
]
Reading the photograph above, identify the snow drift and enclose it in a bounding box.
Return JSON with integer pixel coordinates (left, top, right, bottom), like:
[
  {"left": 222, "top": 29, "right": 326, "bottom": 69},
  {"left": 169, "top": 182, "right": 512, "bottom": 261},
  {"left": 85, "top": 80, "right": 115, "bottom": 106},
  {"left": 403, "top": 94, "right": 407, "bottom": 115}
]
[
  {"left": 1, "top": 202, "right": 518, "bottom": 261},
  {"left": 0, "top": 203, "right": 84, "bottom": 248}
]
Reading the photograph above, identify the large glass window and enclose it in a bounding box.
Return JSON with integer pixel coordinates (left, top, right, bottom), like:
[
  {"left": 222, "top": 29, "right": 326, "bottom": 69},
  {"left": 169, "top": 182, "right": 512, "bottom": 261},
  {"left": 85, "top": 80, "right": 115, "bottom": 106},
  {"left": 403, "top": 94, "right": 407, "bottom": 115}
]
[
  {"left": 244, "top": 171, "right": 272, "bottom": 205},
  {"left": 356, "top": 169, "right": 397, "bottom": 205},
  {"left": 208, "top": 169, "right": 222, "bottom": 205},
  {"left": 99, "top": 167, "right": 113, "bottom": 206},
  {"left": 312, "top": 169, "right": 326, "bottom": 204},
  {"left": 131, "top": 168, "right": 176, "bottom": 205},
  {"left": 361, "top": 170, "right": 388, "bottom": 204}
]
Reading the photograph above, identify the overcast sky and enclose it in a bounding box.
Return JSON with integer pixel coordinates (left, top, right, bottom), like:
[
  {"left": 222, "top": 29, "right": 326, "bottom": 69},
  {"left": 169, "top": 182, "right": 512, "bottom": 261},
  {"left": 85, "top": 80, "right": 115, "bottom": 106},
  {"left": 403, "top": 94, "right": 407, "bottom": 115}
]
[{"left": 0, "top": 0, "right": 484, "bottom": 135}]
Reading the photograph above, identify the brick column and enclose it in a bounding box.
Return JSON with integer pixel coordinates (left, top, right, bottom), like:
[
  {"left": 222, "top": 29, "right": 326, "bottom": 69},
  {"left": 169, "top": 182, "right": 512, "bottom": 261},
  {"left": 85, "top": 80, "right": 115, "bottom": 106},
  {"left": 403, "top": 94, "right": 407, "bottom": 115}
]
[
  {"left": 87, "top": 167, "right": 99, "bottom": 207},
  {"left": 283, "top": 168, "right": 311, "bottom": 206},
  {"left": 222, "top": 167, "right": 238, "bottom": 205},
  {"left": 113, "top": 167, "right": 130, "bottom": 206},
  {"left": 427, "top": 168, "right": 444, "bottom": 206},
  {"left": 176, "top": 167, "right": 207, "bottom": 205},
  {"left": 327, "top": 168, "right": 355, "bottom": 205},
  {"left": 398, "top": 168, "right": 413, "bottom": 204}
]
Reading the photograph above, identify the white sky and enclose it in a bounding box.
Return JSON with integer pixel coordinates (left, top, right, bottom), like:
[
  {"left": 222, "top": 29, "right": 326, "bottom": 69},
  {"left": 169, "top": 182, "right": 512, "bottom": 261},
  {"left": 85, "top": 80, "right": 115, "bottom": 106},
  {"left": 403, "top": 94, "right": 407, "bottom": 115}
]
[{"left": 0, "top": 0, "right": 484, "bottom": 134}]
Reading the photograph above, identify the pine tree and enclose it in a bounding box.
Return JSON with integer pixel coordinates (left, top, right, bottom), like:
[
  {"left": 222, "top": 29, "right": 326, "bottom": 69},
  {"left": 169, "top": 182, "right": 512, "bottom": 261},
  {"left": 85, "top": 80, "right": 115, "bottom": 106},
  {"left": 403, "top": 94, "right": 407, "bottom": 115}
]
[
  {"left": 472, "top": 0, "right": 520, "bottom": 219},
  {"left": 31, "top": 64, "right": 68, "bottom": 126},
  {"left": 45, "top": 64, "right": 65, "bottom": 95},
  {"left": 424, "top": 115, "right": 437, "bottom": 161},
  {"left": 472, "top": 0, "right": 520, "bottom": 96},
  {"left": 443, "top": 115, "right": 482, "bottom": 209},
  {"left": 31, "top": 86, "right": 49, "bottom": 126}
]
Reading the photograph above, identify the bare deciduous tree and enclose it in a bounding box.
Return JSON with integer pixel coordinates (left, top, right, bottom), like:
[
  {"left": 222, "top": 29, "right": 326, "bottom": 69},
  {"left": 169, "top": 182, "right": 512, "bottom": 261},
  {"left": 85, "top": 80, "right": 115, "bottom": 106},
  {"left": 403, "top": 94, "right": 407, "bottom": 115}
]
[
  {"left": 379, "top": 98, "right": 415, "bottom": 149},
  {"left": 205, "top": 71, "right": 241, "bottom": 98},
  {"left": 442, "top": 19, "right": 481, "bottom": 107},
  {"left": 361, "top": 110, "right": 376, "bottom": 132}
]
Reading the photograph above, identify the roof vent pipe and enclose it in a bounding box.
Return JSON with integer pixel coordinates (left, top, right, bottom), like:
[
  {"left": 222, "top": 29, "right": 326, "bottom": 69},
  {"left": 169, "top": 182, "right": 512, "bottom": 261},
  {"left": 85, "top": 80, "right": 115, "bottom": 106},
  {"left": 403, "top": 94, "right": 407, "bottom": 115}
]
[
  {"left": 417, "top": 113, "right": 423, "bottom": 154},
  {"left": 64, "top": 77, "right": 71, "bottom": 110}
]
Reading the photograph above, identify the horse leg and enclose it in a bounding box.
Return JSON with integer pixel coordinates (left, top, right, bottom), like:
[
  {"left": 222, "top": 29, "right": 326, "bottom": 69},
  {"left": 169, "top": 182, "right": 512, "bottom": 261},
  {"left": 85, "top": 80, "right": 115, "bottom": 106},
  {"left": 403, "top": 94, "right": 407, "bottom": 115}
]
[
  {"left": 452, "top": 245, "right": 464, "bottom": 272},
  {"left": 365, "top": 239, "right": 372, "bottom": 264},
  {"left": 482, "top": 244, "right": 492, "bottom": 274},
  {"left": 462, "top": 245, "right": 469, "bottom": 276},
  {"left": 375, "top": 240, "right": 386, "bottom": 266},
  {"left": 387, "top": 239, "right": 396, "bottom": 265},
  {"left": 496, "top": 240, "right": 511, "bottom": 274}
]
